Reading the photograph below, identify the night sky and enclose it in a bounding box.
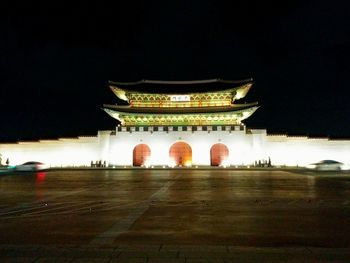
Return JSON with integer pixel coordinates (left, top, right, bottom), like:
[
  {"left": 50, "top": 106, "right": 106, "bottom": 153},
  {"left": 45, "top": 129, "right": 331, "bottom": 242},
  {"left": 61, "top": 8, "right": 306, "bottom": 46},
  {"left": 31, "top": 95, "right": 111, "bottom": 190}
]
[{"left": 1, "top": 1, "right": 349, "bottom": 142}]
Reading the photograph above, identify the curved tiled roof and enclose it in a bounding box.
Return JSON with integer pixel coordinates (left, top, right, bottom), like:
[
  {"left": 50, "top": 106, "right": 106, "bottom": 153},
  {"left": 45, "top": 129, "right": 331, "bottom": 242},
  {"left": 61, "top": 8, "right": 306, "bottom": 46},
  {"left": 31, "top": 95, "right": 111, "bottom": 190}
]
[
  {"left": 109, "top": 78, "right": 252, "bottom": 86},
  {"left": 103, "top": 103, "right": 258, "bottom": 115},
  {"left": 108, "top": 79, "right": 253, "bottom": 95}
]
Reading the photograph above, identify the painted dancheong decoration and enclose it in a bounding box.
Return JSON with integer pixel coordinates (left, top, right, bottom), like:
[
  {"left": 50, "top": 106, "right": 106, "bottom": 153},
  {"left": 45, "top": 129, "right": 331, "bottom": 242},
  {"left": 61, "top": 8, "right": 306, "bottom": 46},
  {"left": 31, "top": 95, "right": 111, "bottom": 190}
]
[{"left": 103, "top": 79, "right": 258, "bottom": 126}]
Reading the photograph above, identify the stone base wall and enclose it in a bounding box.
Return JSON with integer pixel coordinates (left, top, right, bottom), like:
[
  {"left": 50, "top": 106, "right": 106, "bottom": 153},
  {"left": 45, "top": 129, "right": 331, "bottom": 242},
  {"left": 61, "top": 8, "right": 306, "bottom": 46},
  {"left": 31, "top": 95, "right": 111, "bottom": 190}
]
[{"left": 1, "top": 126, "right": 349, "bottom": 168}]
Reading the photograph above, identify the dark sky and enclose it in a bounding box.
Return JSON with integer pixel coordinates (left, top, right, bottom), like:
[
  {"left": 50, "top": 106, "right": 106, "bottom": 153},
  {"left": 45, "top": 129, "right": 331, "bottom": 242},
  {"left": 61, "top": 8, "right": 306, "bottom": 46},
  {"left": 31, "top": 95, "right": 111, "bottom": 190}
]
[{"left": 1, "top": 0, "right": 349, "bottom": 141}]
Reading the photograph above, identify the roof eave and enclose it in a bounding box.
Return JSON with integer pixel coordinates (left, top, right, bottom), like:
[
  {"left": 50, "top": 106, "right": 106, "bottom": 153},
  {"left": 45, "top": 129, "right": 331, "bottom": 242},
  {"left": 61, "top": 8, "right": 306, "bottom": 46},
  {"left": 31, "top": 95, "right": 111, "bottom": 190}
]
[
  {"left": 108, "top": 81, "right": 253, "bottom": 98},
  {"left": 102, "top": 105, "right": 259, "bottom": 116},
  {"left": 109, "top": 86, "right": 129, "bottom": 102}
]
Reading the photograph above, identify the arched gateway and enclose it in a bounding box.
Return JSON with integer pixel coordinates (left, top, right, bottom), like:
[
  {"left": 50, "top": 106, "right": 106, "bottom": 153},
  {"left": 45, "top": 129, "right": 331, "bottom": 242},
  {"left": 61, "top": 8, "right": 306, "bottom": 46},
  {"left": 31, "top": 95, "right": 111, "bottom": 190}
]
[
  {"left": 169, "top": 142, "right": 192, "bottom": 166},
  {"left": 133, "top": 144, "right": 151, "bottom": 166},
  {"left": 210, "top": 143, "right": 229, "bottom": 166}
]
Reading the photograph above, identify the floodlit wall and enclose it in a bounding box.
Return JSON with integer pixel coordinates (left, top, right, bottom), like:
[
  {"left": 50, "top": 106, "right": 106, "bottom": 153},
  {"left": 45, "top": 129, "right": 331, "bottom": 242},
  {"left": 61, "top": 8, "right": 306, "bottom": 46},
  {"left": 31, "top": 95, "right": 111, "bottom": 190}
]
[
  {"left": 0, "top": 131, "right": 112, "bottom": 167},
  {"left": 108, "top": 126, "right": 260, "bottom": 166},
  {"left": 264, "top": 135, "right": 350, "bottom": 167},
  {"left": 108, "top": 127, "right": 350, "bottom": 167},
  {"left": 1, "top": 127, "right": 350, "bottom": 168}
]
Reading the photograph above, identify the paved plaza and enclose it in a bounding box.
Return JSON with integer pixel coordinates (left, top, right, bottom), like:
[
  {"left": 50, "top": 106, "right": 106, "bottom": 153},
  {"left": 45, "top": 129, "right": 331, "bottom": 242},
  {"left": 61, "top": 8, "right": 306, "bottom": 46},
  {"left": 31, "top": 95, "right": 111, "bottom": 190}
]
[{"left": 0, "top": 169, "right": 350, "bottom": 262}]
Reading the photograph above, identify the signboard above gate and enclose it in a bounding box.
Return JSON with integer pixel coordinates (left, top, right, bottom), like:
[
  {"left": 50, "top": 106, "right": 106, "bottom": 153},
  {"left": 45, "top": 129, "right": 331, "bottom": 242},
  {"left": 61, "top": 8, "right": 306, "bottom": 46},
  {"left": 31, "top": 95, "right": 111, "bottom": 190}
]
[{"left": 169, "top": 95, "right": 191, "bottom": 102}]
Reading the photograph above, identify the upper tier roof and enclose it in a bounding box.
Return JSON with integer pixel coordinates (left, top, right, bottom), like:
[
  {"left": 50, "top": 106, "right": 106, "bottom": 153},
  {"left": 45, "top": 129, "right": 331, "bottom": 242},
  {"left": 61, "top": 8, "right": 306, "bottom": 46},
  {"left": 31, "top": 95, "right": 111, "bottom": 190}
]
[
  {"left": 109, "top": 78, "right": 253, "bottom": 102},
  {"left": 110, "top": 78, "right": 252, "bottom": 86}
]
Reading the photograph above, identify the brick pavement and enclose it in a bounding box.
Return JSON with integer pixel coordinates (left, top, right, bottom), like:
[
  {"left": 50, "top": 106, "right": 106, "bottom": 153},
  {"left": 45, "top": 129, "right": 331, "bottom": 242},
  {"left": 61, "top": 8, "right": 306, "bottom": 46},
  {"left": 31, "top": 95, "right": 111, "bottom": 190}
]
[{"left": 1, "top": 245, "right": 349, "bottom": 262}]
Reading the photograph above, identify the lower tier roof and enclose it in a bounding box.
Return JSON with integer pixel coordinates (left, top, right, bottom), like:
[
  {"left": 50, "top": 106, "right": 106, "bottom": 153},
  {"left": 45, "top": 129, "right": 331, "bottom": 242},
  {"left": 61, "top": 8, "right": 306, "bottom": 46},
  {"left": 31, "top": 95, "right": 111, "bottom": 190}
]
[{"left": 103, "top": 103, "right": 258, "bottom": 114}]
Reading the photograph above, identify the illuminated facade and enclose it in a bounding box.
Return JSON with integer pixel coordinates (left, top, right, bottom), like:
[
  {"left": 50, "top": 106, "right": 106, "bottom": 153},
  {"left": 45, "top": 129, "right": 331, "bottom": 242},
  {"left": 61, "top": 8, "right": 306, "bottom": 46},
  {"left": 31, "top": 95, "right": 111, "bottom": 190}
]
[
  {"left": 102, "top": 79, "right": 259, "bottom": 167},
  {"left": 1, "top": 79, "right": 350, "bottom": 168}
]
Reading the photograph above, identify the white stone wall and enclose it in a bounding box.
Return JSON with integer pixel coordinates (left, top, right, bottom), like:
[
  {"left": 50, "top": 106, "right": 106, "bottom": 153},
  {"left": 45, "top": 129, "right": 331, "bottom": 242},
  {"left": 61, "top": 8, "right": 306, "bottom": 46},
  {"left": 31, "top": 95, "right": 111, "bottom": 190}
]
[
  {"left": 108, "top": 126, "right": 259, "bottom": 166},
  {"left": 0, "top": 134, "right": 103, "bottom": 167},
  {"left": 108, "top": 127, "right": 350, "bottom": 167},
  {"left": 1, "top": 126, "right": 350, "bottom": 168},
  {"left": 264, "top": 135, "right": 350, "bottom": 167}
]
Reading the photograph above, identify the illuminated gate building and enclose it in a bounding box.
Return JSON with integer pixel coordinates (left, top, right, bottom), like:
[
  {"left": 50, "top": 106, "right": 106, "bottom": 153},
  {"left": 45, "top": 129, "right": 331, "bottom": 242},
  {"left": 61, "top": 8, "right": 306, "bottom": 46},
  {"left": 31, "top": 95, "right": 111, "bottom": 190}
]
[
  {"left": 1, "top": 79, "right": 350, "bottom": 168},
  {"left": 103, "top": 79, "right": 258, "bottom": 167}
]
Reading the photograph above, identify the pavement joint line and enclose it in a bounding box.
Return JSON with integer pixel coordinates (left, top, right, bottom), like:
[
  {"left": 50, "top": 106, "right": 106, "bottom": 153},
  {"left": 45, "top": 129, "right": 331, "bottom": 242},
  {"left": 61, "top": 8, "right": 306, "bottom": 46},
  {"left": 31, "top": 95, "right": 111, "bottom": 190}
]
[
  {"left": 13, "top": 201, "right": 98, "bottom": 217},
  {"left": 0, "top": 181, "right": 111, "bottom": 216},
  {"left": 88, "top": 175, "right": 182, "bottom": 246},
  {"left": 0, "top": 202, "right": 145, "bottom": 219},
  {"left": 0, "top": 189, "right": 89, "bottom": 217}
]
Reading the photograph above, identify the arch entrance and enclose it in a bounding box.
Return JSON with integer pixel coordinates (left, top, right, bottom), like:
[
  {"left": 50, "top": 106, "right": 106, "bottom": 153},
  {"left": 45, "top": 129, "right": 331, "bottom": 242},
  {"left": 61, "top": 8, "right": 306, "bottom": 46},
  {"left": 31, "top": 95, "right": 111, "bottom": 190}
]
[
  {"left": 210, "top": 143, "right": 229, "bottom": 166},
  {"left": 169, "top": 142, "right": 192, "bottom": 167},
  {"left": 133, "top": 144, "right": 151, "bottom": 166}
]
